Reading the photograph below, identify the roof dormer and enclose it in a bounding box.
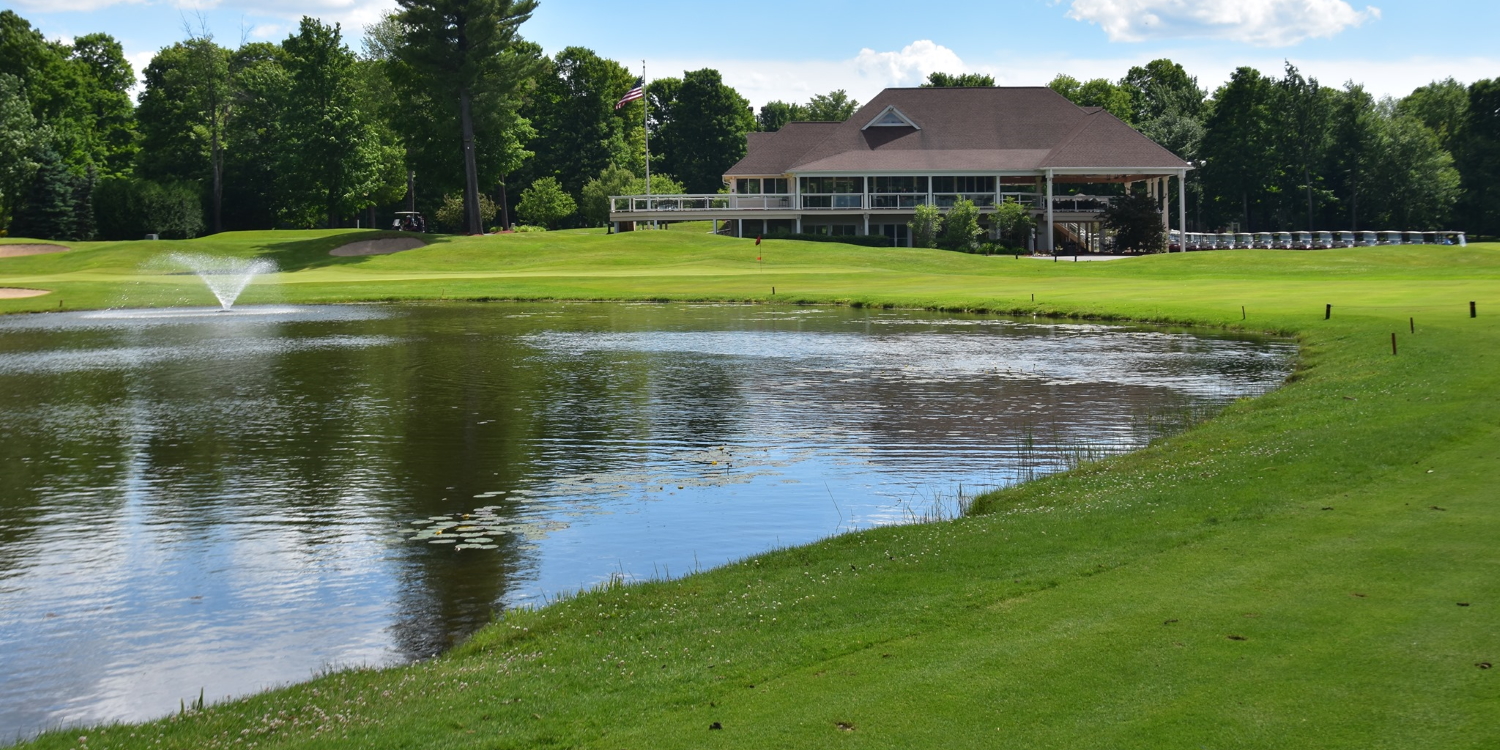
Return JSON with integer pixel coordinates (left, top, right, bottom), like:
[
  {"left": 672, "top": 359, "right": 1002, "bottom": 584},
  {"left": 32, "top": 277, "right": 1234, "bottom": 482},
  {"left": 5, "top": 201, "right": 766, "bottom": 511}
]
[{"left": 861, "top": 105, "right": 920, "bottom": 130}]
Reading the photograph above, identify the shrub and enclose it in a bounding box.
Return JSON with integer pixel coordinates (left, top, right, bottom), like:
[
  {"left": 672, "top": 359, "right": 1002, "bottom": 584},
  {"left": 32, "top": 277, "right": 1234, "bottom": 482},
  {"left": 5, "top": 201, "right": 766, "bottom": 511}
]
[
  {"left": 991, "top": 198, "right": 1036, "bottom": 248},
  {"left": 939, "top": 199, "right": 982, "bottom": 251},
  {"left": 435, "top": 192, "right": 497, "bottom": 234},
  {"left": 909, "top": 203, "right": 942, "bottom": 248},
  {"left": 513, "top": 225, "right": 547, "bottom": 233},
  {"left": 93, "top": 176, "right": 204, "bottom": 240},
  {"left": 579, "top": 166, "right": 686, "bottom": 227},
  {"left": 765, "top": 232, "right": 893, "bottom": 248},
  {"left": 516, "top": 177, "right": 576, "bottom": 229}
]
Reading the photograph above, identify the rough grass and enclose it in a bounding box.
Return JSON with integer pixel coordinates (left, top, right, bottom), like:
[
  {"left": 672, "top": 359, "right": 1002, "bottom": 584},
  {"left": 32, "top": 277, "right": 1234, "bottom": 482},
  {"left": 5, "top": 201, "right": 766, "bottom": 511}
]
[{"left": 4, "top": 230, "right": 1498, "bottom": 749}]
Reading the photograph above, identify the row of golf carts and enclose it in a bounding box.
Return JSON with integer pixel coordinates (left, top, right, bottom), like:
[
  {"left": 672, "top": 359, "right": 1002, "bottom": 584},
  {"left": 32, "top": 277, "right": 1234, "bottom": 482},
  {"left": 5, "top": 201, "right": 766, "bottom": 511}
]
[{"left": 1170, "top": 230, "right": 1466, "bottom": 251}]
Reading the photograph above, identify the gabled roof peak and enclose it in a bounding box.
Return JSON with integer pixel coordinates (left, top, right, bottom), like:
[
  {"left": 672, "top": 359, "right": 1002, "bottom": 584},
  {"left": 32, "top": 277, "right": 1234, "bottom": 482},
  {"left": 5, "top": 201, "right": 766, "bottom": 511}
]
[{"left": 862, "top": 105, "right": 920, "bottom": 130}]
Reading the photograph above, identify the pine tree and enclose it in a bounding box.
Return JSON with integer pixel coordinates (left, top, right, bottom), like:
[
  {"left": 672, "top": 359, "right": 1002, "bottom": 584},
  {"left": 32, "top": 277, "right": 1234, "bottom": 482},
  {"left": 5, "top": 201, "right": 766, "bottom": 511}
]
[
  {"left": 72, "top": 164, "right": 96, "bottom": 240},
  {"left": 11, "top": 148, "right": 76, "bottom": 240},
  {"left": 394, "top": 0, "right": 539, "bottom": 234}
]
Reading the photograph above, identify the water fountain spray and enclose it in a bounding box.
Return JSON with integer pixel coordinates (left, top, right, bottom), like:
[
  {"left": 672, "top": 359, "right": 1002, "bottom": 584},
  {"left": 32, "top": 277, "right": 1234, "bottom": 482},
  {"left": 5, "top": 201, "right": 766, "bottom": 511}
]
[{"left": 163, "top": 253, "right": 278, "bottom": 310}]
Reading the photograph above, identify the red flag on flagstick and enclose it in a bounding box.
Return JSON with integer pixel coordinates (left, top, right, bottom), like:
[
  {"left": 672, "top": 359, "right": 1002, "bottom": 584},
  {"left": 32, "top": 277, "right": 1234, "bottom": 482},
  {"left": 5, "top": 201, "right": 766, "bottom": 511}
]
[{"left": 755, "top": 235, "right": 762, "bottom": 245}]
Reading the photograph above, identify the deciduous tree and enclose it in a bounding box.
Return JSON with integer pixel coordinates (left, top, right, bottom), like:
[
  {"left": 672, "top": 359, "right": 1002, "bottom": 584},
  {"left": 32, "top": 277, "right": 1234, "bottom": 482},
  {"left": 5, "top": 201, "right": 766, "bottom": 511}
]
[
  {"left": 522, "top": 47, "right": 638, "bottom": 199},
  {"left": 1102, "top": 189, "right": 1165, "bottom": 252},
  {"left": 1275, "top": 63, "right": 1333, "bottom": 231},
  {"left": 1399, "top": 78, "right": 1468, "bottom": 153},
  {"left": 278, "top": 17, "right": 402, "bottom": 228},
  {"left": 651, "top": 69, "right": 755, "bottom": 194},
  {"left": 756, "top": 101, "right": 800, "bottom": 132},
  {"left": 922, "top": 72, "right": 994, "bottom": 87},
  {"left": 803, "top": 90, "right": 859, "bottom": 121},
  {"left": 1200, "top": 67, "right": 1277, "bottom": 230},
  {"left": 578, "top": 164, "right": 681, "bottom": 226},
  {"left": 516, "top": 175, "right": 574, "bottom": 228},
  {"left": 1456, "top": 79, "right": 1500, "bottom": 235}
]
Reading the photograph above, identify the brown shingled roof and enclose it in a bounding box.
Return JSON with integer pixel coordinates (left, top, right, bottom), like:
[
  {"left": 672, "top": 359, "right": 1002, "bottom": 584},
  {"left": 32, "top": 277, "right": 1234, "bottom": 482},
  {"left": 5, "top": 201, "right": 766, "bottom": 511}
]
[
  {"left": 724, "top": 122, "right": 841, "bottom": 176},
  {"left": 724, "top": 87, "right": 1189, "bottom": 177}
]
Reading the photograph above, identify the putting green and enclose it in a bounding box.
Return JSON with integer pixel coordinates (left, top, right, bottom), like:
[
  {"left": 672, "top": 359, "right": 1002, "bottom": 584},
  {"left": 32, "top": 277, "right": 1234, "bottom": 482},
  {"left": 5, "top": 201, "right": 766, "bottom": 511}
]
[{"left": 5, "top": 229, "right": 1498, "bottom": 749}]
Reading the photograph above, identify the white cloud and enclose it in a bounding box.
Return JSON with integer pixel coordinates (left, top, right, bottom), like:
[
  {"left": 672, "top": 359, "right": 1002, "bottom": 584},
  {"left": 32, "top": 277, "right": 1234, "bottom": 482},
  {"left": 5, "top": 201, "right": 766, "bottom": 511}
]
[
  {"left": 7, "top": 0, "right": 145, "bottom": 11},
  {"left": 652, "top": 40, "right": 973, "bottom": 111},
  {"left": 1064, "top": 0, "right": 1381, "bottom": 46},
  {"left": 248, "top": 23, "right": 285, "bottom": 40},
  {"left": 851, "top": 40, "right": 966, "bottom": 87},
  {"left": 666, "top": 41, "right": 1496, "bottom": 114},
  {"left": 8, "top": 0, "right": 396, "bottom": 30}
]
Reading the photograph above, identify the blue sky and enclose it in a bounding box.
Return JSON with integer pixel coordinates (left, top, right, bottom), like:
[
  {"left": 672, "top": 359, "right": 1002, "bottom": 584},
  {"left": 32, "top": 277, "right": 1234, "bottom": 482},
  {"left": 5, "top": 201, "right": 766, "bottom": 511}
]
[{"left": 6, "top": 0, "right": 1498, "bottom": 107}]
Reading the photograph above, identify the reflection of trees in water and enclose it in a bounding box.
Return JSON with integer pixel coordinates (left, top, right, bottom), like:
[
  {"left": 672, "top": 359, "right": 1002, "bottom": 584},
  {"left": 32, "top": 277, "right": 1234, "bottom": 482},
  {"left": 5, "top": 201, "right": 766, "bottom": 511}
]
[
  {"left": 0, "top": 365, "right": 133, "bottom": 580},
  {"left": 0, "top": 303, "right": 1292, "bottom": 709},
  {"left": 644, "top": 357, "right": 745, "bottom": 444}
]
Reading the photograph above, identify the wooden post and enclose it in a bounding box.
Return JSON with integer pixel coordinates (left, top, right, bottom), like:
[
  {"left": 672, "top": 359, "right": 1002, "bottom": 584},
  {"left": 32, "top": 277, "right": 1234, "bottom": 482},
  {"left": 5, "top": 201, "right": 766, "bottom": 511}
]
[
  {"left": 1325, "top": 303, "right": 1332, "bottom": 320},
  {"left": 1391, "top": 332, "right": 1398, "bottom": 356},
  {"left": 1410, "top": 317, "right": 1415, "bottom": 333},
  {"left": 1242, "top": 305, "right": 1246, "bottom": 320},
  {"left": 1472, "top": 301, "right": 1478, "bottom": 318}
]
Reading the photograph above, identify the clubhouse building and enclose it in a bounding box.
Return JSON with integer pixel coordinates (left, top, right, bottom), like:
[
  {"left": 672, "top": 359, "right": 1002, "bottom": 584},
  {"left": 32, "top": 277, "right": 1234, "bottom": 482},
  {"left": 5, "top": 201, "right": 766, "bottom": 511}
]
[{"left": 609, "top": 86, "right": 1192, "bottom": 252}]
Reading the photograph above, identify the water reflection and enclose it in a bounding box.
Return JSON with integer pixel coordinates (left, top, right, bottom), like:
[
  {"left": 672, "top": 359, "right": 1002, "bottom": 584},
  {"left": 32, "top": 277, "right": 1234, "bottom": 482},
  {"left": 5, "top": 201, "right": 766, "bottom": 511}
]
[{"left": 0, "top": 303, "right": 1292, "bottom": 739}]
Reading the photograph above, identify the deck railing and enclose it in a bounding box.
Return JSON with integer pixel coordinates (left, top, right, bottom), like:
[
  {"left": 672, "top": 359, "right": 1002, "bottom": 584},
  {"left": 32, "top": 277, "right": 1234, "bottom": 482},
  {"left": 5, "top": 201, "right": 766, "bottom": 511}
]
[
  {"left": 1049, "top": 195, "right": 1112, "bottom": 213},
  {"left": 608, "top": 192, "right": 1062, "bottom": 213}
]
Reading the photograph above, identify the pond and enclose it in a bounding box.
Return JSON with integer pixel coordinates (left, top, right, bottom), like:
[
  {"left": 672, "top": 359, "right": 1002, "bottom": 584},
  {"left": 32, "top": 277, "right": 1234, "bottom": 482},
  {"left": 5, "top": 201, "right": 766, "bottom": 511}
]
[{"left": 0, "top": 303, "right": 1294, "bottom": 739}]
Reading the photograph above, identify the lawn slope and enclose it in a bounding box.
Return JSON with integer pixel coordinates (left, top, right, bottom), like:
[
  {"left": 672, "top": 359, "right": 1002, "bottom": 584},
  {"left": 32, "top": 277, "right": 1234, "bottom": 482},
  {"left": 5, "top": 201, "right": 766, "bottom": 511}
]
[{"left": 4, "top": 231, "right": 1497, "bottom": 749}]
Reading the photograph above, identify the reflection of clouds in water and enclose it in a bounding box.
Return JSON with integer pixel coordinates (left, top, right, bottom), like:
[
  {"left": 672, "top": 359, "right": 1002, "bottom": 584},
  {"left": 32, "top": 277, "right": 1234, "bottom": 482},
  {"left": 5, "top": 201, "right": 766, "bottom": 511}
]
[
  {"left": 0, "top": 335, "right": 396, "bottom": 375},
  {"left": 0, "top": 303, "right": 1296, "bottom": 738},
  {"left": 522, "top": 327, "right": 1293, "bottom": 398},
  {"left": 0, "top": 304, "right": 388, "bottom": 331}
]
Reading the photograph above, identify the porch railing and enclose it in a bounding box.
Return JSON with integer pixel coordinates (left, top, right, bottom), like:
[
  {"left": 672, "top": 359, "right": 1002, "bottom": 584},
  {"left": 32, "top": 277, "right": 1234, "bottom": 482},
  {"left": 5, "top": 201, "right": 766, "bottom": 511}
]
[
  {"left": 1050, "top": 195, "right": 1113, "bottom": 213},
  {"left": 608, "top": 192, "right": 1066, "bottom": 214}
]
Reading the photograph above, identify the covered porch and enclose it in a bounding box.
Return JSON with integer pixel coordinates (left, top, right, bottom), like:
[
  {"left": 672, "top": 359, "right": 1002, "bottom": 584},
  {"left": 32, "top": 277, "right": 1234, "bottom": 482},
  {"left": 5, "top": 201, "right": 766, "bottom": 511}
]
[{"left": 608, "top": 168, "right": 1189, "bottom": 252}]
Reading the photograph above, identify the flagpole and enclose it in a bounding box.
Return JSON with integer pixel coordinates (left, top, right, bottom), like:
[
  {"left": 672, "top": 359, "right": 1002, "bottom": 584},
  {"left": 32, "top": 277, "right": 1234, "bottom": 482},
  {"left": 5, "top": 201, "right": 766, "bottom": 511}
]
[{"left": 643, "top": 60, "right": 650, "bottom": 202}]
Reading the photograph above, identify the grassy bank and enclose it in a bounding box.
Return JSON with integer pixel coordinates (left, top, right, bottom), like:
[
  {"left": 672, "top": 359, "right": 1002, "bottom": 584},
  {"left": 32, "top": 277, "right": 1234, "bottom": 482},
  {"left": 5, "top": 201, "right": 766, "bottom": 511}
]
[{"left": 4, "top": 230, "right": 1498, "bottom": 749}]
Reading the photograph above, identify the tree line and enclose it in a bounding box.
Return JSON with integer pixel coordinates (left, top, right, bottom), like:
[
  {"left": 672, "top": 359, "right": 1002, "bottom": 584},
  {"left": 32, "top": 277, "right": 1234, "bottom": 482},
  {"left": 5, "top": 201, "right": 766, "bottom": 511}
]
[
  {"left": 1041, "top": 60, "right": 1500, "bottom": 235},
  {"left": 3, "top": 4, "right": 1499, "bottom": 241}
]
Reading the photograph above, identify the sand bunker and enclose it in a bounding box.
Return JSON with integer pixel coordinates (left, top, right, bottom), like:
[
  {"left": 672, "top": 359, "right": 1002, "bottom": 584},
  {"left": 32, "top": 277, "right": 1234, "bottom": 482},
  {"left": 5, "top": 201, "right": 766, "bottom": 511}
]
[
  {"left": 0, "top": 287, "right": 51, "bottom": 299},
  {"left": 0, "top": 244, "right": 69, "bottom": 258},
  {"left": 329, "top": 237, "right": 427, "bottom": 257}
]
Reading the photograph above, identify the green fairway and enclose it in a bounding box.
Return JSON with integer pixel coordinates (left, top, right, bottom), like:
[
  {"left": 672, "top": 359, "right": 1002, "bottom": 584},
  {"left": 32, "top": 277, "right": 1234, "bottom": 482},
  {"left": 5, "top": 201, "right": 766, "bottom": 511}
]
[{"left": 5, "top": 230, "right": 1498, "bottom": 749}]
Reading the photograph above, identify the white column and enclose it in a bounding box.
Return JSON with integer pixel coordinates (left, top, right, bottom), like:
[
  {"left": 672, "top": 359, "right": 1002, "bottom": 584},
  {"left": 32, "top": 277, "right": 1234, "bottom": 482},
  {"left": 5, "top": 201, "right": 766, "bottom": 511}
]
[
  {"left": 1045, "top": 170, "right": 1054, "bottom": 254},
  {"left": 1177, "top": 170, "right": 1188, "bottom": 252},
  {"left": 863, "top": 213, "right": 870, "bottom": 236}
]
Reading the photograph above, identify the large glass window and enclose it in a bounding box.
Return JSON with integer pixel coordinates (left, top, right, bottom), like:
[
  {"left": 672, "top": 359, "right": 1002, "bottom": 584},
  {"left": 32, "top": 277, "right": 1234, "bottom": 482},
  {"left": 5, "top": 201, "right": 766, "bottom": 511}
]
[
  {"left": 736, "top": 178, "right": 789, "bottom": 194},
  {"left": 800, "top": 176, "right": 864, "bottom": 194},
  {"left": 871, "top": 176, "right": 927, "bottom": 194},
  {"left": 806, "top": 224, "right": 860, "bottom": 236},
  {"left": 876, "top": 224, "right": 910, "bottom": 247},
  {"left": 932, "top": 176, "right": 995, "bottom": 193}
]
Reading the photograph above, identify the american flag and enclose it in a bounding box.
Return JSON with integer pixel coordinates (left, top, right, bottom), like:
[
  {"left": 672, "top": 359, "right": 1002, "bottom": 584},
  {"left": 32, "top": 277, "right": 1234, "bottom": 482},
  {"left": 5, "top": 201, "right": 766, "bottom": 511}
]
[{"left": 615, "top": 78, "right": 645, "bottom": 110}]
